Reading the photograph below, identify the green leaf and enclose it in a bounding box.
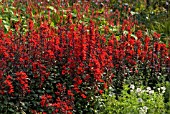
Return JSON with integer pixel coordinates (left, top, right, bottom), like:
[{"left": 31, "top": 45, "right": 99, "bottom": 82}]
[
  {"left": 8, "top": 108, "right": 15, "bottom": 112},
  {"left": 116, "top": 36, "right": 120, "bottom": 41},
  {"left": 46, "top": 90, "right": 51, "bottom": 93},
  {"left": 50, "top": 22, "right": 54, "bottom": 27},
  {"left": 11, "top": 17, "right": 19, "bottom": 22},
  {"left": 98, "top": 8, "right": 104, "bottom": 14},
  {"left": 47, "top": 6, "right": 56, "bottom": 13},
  {"left": 71, "top": 13, "right": 77, "bottom": 18},
  {"left": 84, "top": 17, "right": 90, "bottom": 22},
  {"left": 4, "top": 25, "right": 10, "bottom": 31}
]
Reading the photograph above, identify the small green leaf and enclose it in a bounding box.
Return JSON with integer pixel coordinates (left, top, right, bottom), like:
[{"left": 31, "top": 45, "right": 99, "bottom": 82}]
[
  {"left": 116, "top": 36, "right": 120, "bottom": 41},
  {"left": 50, "top": 22, "right": 54, "bottom": 27},
  {"left": 11, "top": 17, "right": 19, "bottom": 22},
  {"left": 4, "top": 25, "right": 10, "bottom": 31},
  {"left": 71, "top": 13, "right": 77, "bottom": 18},
  {"left": 47, "top": 6, "right": 56, "bottom": 13},
  {"left": 8, "top": 108, "right": 15, "bottom": 112}
]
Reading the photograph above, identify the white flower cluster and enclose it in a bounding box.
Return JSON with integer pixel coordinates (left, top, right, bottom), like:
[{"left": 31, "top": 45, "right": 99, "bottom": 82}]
[
  {"left": 158, "top": 86, "right": 166, "bottom": 94},
  {"left": 139, "top": 106, "right": 148, "bottom": 114},
  {"left": 129, "top": 84, "right": 156, "bottom": 95},
  {"left": 146, "top": 87, "right": 154, "bottom": 94}
]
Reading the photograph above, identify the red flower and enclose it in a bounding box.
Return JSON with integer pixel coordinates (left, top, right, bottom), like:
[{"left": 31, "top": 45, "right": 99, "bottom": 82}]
[
  {"left": 103, "top": 83, "right": 108, "bottom": 89},
  {"left": 99, "top": 90, "right": 103, "bottom": 95},
  {"left": 81, "top": 93, "right": 87, "bottom": 99},
  {"left": 47, "top": 50, "right": 55, "bottom": 59},
  {"left": 15, "top": 72, "right": 29, "bottom": 93},
  {"left": 73, "top": 77, "right": 82, "bottom": 85},
  {"left": 3, "top": 75, "right": 14, "bottom": 94},
  {"left": 29, "top": 19, "right": 34, "bottom": 30},
  {"left": 136, "top": 30, "right": 143, "bottom": 39},
  {"left": 40, "top": 94, "right": 52, "bottom": 107},
  {"left": 56, "top": 83, "right": 63, "bottom": 91},
  {"left": 153, "top": 32, "right": 161, "bottom": 39},
  {"left": 0, "top": 70, "right": 3, "bottom": 79},
  {"left": 67, "top": 90, "right": 74, "bottom": 96}
]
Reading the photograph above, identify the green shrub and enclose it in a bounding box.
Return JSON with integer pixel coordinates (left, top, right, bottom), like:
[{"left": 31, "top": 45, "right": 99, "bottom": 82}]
[{"left": 97, "top": 84, "right": 167, "bottom": 114}]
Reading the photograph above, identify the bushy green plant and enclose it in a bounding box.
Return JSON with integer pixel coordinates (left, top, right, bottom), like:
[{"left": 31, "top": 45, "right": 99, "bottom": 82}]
[
  {"left": 164, "top": 81, "right": 170, "bottom": 113},
  {"left": 97, "top": 84, "right": 167, "bottom": 114}
]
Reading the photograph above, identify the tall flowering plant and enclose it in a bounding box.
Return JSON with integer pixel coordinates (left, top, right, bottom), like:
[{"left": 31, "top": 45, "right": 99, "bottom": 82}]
[{"left": 0, "top": 0, "right": 169, "bottom": 113}]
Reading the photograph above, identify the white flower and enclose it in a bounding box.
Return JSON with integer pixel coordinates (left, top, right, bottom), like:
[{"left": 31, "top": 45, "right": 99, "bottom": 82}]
[
  {"left": 140, "top": 106, "right": 149, "bottom": 114},
  {"left": 130, "top": 84, "right": 135, "bottom": 90},
  {"left": 146, "top": 87, "right": 151, "bottom": 91},
  {"left": 149, "top": 90, "right": 154, "bottom": 94},
  {"left": 143, "top": 106, "right": 148, "bottom": 111},
  {"left": 139, "top": 106, "right": 148, "bottom": 114},
  {"left": 166, "top": 2, "right": 169, "bottom": 6},
  {"left": 136, "top": 88, "right": 142, "bottom": 93},
  {"left": 138, "top": 98, "right": 143, "bottom": 103},
  {"left": 162, "top": 90, "right": 165, "bottom": 94},
  {"left": 158, "top": 88, "right": 160, "bottom": 92},
  {"left": 146, "top": 87, "right": 151, "bottom": 92},
  {"left": 160, "top": 87, "right": 166, "bottom": 91}
]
